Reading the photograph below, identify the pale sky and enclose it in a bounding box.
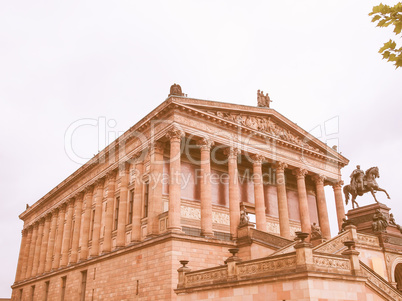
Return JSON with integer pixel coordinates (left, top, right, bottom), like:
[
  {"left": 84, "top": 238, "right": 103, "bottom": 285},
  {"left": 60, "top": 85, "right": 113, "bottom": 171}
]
[{"left": 1, "top": 1, "right": 402, "bottom": 297}]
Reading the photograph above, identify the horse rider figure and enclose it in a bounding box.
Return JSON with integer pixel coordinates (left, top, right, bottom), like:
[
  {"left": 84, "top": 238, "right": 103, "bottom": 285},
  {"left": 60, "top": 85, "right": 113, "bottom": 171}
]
[{"left": 350, "top": 165, "right": 364, "bottom": 194}]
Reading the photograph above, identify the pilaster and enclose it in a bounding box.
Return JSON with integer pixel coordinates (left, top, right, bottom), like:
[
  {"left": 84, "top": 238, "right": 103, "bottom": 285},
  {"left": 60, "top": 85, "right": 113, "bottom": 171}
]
[{"left": 103, "top": 170, "right": 117, "bottom": 253}]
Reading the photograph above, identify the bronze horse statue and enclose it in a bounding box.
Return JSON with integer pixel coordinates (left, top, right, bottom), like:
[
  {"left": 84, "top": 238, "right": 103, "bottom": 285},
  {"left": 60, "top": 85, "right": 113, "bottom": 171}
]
[{"left": 343, "top": 166, "right": 390, "bottom": 209}]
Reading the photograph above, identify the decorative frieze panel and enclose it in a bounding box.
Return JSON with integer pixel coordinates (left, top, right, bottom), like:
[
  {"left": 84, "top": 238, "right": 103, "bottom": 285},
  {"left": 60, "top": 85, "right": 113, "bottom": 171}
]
[
  {"left": 361, "top": 263, "right": 402, "bottom": 300},
  {"left": 181, "top": 206, "right": 201, "bottom": 220},
  {"left": 181, "top": 206, "right": 230, "bottom": 226},
  {"left": 206, "top": 111, "right": 323, "bottom": 154},
  {"left": 186, "top": 267, "right": 228, "bottom": 285},
  {"left": 357, "top": 233, "right": 380, "bottom": 247},
  {"left": 238, "top": 255, "right": 296, "bottom": 276},
  {"left": 314, "top": 230, "right": 352, "bottom": 254},
  {"left": 212, "top": 212, "right": 230, "bottom": 225},
  {"left": 313, "top": 255, "right": 351, "bottom": 270}
]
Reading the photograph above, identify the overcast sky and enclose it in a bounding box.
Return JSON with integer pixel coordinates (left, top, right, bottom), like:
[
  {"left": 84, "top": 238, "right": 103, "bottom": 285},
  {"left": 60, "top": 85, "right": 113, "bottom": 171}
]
[{"left": 1, "top": 1, "right": 402, "bottom": 297}]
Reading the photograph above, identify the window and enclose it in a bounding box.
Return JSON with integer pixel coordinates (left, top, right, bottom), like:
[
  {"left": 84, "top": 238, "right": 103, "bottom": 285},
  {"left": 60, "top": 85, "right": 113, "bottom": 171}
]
[
  {"left": 19, "top": 289, "right": 23, "bottom": 301},
  {"left": 80, "top": 270, "right": 87, "bottom": 301},
  {"left": 31, "top": 285, "right": 35, "bottom": 301},
  {"left": 61, "top": 276, "right": 67, "bottom": 301},
  {"left": 90, "top": 209, "right": 95, "bottom": 240},
  {"left": 128, "top": 189, "right": 134, "bottom": 224},
  {"left": 143, "top": 182, "right": 149, "bottom": 218},
  {"left": 114, "top": 197, "right": 120, "bottom": 230},
  {"left": 44, "top": 281, "right": 50, "bottom": 301}
]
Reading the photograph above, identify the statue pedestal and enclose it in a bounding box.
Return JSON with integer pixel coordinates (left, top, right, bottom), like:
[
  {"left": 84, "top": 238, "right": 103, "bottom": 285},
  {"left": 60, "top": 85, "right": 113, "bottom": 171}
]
[
  {"left": 346, "top": 203, "right": 390, "bottom": 234},
  {"left": 347, "top": 203, "right": 402, "bottom": 251}
]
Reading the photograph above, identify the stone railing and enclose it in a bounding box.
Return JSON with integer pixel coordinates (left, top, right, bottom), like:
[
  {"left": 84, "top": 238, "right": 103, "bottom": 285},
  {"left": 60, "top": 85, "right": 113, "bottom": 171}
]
[
  {"left": 314, "top": 229, "right": 352, "bottom": 254},
  {"left": 237, "top": 254, "right": 297, "bottom": 277},
  {"left": 356, "top": 233, "right": 380, "bottom": 247},
  {"left": 360, "top": 261, "right": 402, "bottom": 301},
  {"left": 251, "top": 228, "right": 293, "bottom": 249},
  {"left": 312, "top": 254, "right": 351, "bottom": 271},
  {"left": 185, "top": 266, "right": 228, "bottom": 286}
]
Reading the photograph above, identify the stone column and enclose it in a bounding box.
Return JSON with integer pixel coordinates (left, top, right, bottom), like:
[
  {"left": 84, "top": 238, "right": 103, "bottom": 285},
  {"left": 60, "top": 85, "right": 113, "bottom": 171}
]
[
  {"left": 26, "top": 224, "right": 38, "bottom": 278},
  {"left": 103, "top": 170, "right": 117, "bottom": 253},
  {"left": 38, "top": 214, "right": 51, "bottom": 274},
  {"left": 15, "top": 229, "right": 28, "bottom": 282},
  {"left": 79, "top": 186, "right": 94, "bottom": 261},
  {"left": 147, "top": 142, "right": 165, "bottom": 236},
  {"left": 332, "top": 180, "right": 346, "bottom": 232},
  {"left": 91, "top": 178, "right": 105, "bottom": 257},
  {"left": 293, "top": 168, "right": 311, "bottom": 235},
  {"left": 21, "top": 226, "right": 32, "bottom": 280},
  {"left": 61, "top": 199, "right": 74, "bottom": 267},
  {"left": 224, "top": 147, "right": 240, "bottom": 240},
  {"left": 275, "top": 162, "right": 291, "bottom": 239},
  {"left": 70, "top": 192, "right": 84, "bottom": 263},
  {"left": 32, "top": 218, "right": 44, "bottom": 276},
  {"left": 313, "top": 175, "right": 331, "bottom": 240},
  {"left": 116, "top": 163, "right": 130, "bottom": 248},
  {"left": 167, "top": 127, "right": 184, "bottom": 233},
  {"left": 252, "top": 154, "right": 267, "bottom": 231},
  {"left": 45, "top": 210, "right": 58, "bottom": 272},
  {"left": 52, "top": 204, "right": 66, "bottom": 270},
  {"left": 132, "top": 159, "right": 144, "bottom": 242},
  {"left": 198, "top": 137, "right": 214, "bottom": 238}
]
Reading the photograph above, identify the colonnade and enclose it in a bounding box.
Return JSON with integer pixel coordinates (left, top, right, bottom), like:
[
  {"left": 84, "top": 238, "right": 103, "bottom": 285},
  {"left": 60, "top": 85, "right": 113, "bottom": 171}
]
[{"left": 14, "top": 127, "right": 346, "bottom": 282}]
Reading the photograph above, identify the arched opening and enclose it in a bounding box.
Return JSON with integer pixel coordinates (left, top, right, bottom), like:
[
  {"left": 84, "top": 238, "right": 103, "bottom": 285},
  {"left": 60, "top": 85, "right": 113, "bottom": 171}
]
[{"left": 395, "top": 263, "right": 402, "bottom": 291}]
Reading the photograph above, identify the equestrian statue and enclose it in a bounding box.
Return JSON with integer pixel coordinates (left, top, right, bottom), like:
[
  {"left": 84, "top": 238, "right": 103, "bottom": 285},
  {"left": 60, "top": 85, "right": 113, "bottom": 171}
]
[{"left": 343, "top": 165, "right": 390, "bottom": 209}]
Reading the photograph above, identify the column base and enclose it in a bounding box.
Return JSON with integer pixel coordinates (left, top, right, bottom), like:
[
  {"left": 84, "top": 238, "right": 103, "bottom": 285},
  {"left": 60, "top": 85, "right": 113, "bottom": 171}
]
[
  {"left": 201, "top": 231, "right": 215, "bottom": 239},
  {"left": 168, "top": 227, "right": 183, "bottom": 234}
]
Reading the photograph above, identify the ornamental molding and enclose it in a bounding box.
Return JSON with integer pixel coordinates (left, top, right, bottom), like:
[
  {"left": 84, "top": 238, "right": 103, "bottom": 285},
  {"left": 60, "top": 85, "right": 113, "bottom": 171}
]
[{"left": 205, "top": 111, "right": 324, "bottom": 154}]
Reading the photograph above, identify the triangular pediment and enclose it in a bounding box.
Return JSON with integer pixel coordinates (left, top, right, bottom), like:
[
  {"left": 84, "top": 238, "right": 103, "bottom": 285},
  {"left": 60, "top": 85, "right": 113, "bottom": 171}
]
[{"left": 171, "top": 97, "right": 347, "bottom": 165}]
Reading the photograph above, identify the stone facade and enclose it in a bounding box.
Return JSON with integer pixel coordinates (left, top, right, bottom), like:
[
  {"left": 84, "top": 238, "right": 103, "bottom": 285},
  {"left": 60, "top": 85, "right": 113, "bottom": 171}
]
[{"left": 11, "top": 86, "right": 402, "bottom": 300}]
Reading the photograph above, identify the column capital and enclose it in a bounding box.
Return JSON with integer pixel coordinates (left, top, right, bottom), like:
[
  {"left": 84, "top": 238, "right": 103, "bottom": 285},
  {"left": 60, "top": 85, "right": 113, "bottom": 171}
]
[
  {"left": 118, "top": 161, "right": 131, "bottom": 175},
  {"left": 166, "top": 126, "right": 184, "bottom": 141},
  {"left": 250, "top": 154, "right": 265, "bottom": 165},
  {"left": 75, "top": 191, "right": 85, "bottom": 200},
  {"left": 197, "top": 137, "right": 214, "bottom": 151},
  {"left": 151, "top": 141, "right": 165, "bottom": 154},
  {"left": 331, "top": 180, "right": 344, "bottom": 189},
  {"left": 312, "top": 174, "right": 326, "bottom": 185},
  {"left": 106, "top": 169, "right": 117, "bottom": 180},
  {"left": 274, "top": 161, "right": 288, "bottom": 172},
  {"left": 45, "top": 212, "right": 53, "bottom": 221},
  {"left": 293, "top": 168, "right": 308, "bottom": 179},
  {"left": 223, "top": 147, "right": 240, "bottom": 158},
  {"left": 94, "top": 177, "right": 105, "bottom": 188},
  {"left": 84, "top": 184, "right": 95, "bottom": 194}
]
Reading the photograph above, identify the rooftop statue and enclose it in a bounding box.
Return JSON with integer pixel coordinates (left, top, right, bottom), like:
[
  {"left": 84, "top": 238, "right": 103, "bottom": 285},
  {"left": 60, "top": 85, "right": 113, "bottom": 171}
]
[
  {"left": 169, "top": 83, "right": 184, "bottom": 97},
  {"left": 343, "top": 165, "right": 390, "bottom": 209},
  {"left": 257, "top": 90, "right": 272, "bottom": 108}
]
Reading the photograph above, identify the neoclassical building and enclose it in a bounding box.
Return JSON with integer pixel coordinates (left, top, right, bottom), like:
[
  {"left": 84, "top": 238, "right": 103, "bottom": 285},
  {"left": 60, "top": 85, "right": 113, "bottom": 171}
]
[{"left": 11, "top": 85, "right": 402, "bottom": 300}]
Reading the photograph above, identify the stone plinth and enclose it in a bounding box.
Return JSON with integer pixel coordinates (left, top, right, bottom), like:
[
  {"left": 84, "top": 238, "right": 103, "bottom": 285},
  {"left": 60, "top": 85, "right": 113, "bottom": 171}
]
[
  {"left": 346, "top": 203, "right": 390, "bottom": 234},
  {"left": 347, "top": 202, "right": 402, "bottom": 251}
]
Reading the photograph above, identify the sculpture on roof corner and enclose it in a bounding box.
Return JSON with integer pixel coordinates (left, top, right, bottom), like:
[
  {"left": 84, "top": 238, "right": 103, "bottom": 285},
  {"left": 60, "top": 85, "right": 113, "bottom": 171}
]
[
  {"left": 343, "top": 165, "right": 390, "bottom": 209},
  {"left": 257, "top": 90, "right": 272, "bottom": 108},
  {"left": 169, "top": 83, "right": 184, "bottom": 97}
]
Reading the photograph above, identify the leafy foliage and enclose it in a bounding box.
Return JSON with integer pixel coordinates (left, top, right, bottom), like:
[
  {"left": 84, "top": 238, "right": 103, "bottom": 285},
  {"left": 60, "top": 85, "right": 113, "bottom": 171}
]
[{"left": 369, "top": 3, "right": 402, "bottom": 68}]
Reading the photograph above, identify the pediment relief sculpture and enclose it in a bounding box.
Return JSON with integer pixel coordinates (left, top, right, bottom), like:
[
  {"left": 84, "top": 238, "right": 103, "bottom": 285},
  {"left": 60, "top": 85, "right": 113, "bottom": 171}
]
[{"left": 205, "top": 110, "right": 323, "bottom": 154}]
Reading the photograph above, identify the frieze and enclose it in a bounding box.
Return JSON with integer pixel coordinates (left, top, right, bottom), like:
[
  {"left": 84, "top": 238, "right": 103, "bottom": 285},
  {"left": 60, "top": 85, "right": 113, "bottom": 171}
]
[
  {"left": 313, "top": 255, "right": 351, "bottom": 270},
  {"left": 181, "top": 206, "right": 201, "bottom": 220},
  {"left": 314, "top": 230, "right": 352, "bottom": 254},
  {"left": 383, "top": 235, "right": 402, "bottom": 246},
  {"left": 357, "top": 233, "right": 380, "bottom": 247},
  {"left": 361, "top": 264, "right": 402, "bottom": 300},
  {"left": 206, "top": 111, "right": 323, "bottom": 154},
  {"left": 238, "top": 256, "right": 296, "bottom": 276},
  {"left": 266, "top": 222, "right": 280, "bottom": 235},
  {"left": 186, "top": 267, "right": 228, "bottom": 285},
  {"left": 212, "top": 212, "right": 230, "bottom": 225}
]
